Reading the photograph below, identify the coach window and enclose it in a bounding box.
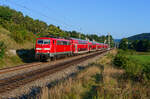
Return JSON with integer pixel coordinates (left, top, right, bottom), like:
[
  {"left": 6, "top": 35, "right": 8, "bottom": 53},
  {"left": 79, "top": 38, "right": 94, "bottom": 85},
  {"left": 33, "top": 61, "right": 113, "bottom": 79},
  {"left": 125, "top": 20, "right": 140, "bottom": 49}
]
[
  {"left": 61, "top": 41, "right": 63, "bottom": 45},
  {"left": 63, "top": 41, "right": 67, "bottom": 45},
  {"left": 57, "top": 40, "right": 61, "bottom": 45},
  {"left": 53, "top": 40, "right": 55, "bottom": 44},
  {"left": 67, "top": 41, "right": 70, "bottom": 45},
  {"left": 56, "top": 41, "right": 59, "bottom": 45}
]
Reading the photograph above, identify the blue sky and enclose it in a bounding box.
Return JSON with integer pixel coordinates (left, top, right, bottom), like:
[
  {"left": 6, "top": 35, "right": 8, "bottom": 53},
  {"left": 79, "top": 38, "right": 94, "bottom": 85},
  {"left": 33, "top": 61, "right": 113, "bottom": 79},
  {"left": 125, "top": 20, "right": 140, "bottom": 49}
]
[{"left": 0, "top": 0, "right": 150, "bottom": 39}]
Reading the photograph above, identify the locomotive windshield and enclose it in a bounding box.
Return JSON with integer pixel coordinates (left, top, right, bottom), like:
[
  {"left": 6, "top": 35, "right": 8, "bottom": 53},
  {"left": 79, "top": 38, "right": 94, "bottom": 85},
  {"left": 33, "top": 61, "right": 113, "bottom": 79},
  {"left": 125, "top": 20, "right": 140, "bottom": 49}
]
[{"left": 37, "top": 39, "right": 50, "bottom": 44}]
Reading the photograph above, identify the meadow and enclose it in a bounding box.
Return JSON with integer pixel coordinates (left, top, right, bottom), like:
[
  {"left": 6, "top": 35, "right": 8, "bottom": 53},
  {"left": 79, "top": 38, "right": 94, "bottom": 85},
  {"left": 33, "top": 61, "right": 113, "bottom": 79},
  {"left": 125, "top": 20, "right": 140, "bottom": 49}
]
[
  {"left": 127, "top": 52, "right": 150, "bottom": 64},
  {"left": 128, "top": 54, "right": 150, "bottom": 64}
]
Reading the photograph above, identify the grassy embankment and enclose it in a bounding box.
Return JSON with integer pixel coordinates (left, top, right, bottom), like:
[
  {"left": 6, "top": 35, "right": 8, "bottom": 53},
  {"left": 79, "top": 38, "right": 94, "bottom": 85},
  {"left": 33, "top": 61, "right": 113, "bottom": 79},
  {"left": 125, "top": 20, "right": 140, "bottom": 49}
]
[
  {"left": 37, "top": 49, "right": 150, "bottom": 99},
  {"left": 0, "top": 26, "right": 35, "bottom": 68}
]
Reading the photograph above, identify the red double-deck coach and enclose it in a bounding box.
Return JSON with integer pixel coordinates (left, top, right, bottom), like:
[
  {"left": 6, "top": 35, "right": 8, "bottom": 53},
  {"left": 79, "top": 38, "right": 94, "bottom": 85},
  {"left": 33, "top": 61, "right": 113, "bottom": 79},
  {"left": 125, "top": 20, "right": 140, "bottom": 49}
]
[{"left": 70, "top": 38, "right": 89, "bottom": 54}]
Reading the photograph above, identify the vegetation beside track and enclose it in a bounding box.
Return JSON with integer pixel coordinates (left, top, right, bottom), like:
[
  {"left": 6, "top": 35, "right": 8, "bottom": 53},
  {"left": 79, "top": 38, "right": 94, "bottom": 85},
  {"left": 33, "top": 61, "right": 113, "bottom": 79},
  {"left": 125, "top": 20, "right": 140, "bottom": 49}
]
[
  {"left": 38, "top": 49, "right": 150, "bottom": 99},
  {"left": 113, "top": 50, "right": 150, "bottom": 81}
]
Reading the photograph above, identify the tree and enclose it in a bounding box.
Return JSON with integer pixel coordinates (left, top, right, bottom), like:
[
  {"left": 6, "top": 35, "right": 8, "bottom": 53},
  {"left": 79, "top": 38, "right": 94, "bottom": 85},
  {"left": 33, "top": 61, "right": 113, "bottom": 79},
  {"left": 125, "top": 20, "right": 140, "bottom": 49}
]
[
  {"left": 119, "top": 38, "right": 128, "bottom": 50},
  {"left": 129, "top": 40, "right": 139, "bottom": 50},
  {"left": 0, "top": 6, "right": 12, "bottom": 21},
  {"left": 135, "top": 40, "right": 150, "bottom": 52},
  {"left": 0, "top": 5, "right": 115, "bottom": 46}
]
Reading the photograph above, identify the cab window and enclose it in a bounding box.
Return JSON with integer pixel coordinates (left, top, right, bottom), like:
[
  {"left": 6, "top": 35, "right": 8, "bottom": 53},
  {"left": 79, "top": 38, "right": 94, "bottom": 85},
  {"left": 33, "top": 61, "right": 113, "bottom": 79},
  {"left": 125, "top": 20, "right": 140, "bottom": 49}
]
[
  {"left": 44, "top": 40, "right": 50, "bottom": 44},
  {"left": 37, "top": 40, "right": 43, "bottom": 44},
  {"left": 37, "top": 39, "right": 50, "bottom": 44}
]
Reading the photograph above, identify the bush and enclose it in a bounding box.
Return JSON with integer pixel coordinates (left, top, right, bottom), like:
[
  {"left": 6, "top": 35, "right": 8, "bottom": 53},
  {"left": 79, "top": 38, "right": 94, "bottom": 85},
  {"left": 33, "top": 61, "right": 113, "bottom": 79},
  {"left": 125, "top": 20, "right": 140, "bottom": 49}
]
[
  {"left": 0, "top": 41, "right": 6, "bottom": 59},
  {"left": 113, "top": 50, "right": 145, "bottom": 80},
  {"left": 143, "top": 63, "right": 150, "bottom": 80},
  {"left": 113, "top": 54, "right": 129, "bottom": 68},
  {"left": 10, "top": 28, "right": 32, "bottom": 43},
  {"left": 124, "top": 60, "right": 143, "bottom": 80}
]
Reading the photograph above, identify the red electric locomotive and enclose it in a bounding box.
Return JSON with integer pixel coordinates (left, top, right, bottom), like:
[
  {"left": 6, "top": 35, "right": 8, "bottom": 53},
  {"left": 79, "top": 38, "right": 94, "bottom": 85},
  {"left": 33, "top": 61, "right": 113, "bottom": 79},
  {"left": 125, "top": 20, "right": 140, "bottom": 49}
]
[{"left": 35, "top": 36, "right": 72, "bottom": 61}]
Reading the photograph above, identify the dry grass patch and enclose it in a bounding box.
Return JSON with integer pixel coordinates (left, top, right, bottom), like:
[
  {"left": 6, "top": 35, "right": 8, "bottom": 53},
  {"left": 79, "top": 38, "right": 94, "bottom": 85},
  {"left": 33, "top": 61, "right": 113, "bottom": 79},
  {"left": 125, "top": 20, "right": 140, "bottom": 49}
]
[
  {"left": 39, "top": 49, "right": 150, "bottom": 99},
  {"left": 43, "top": 66, "right": 101, "bottom": 99},
  {"left": 39, "top": 50, "right": 118, "bottom": 99}
]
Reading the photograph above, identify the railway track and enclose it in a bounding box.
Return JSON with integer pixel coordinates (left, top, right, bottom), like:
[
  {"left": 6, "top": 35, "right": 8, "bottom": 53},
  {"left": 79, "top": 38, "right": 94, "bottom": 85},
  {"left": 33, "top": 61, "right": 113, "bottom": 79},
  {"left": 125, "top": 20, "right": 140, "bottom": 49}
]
[
  {"left": 0, "top": 49, "right": 109, "bottom": 94},
  {"left": 0, "top": 62, "right": 42, "bottom": 74}
]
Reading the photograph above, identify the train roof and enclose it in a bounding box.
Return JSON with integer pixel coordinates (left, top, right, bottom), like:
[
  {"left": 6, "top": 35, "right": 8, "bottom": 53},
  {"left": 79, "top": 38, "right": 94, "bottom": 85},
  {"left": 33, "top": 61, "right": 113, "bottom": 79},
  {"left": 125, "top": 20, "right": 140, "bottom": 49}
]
[
  {"left": 70, "top": 38, "right": 88, "bottom": 42},
  {"left": 37, "top": 37, "right": 70, "bottom": 41},
  {"left": 37, "top": 35, "right": 108, "bottom": 44}
]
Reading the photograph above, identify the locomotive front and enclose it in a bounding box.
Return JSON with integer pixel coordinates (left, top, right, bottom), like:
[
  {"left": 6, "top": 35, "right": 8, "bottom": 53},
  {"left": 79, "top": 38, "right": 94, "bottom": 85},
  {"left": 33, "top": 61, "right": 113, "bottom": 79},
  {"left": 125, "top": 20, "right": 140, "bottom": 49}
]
[{"left": 35, "top": 37, "right": 51, "bottom": 61}]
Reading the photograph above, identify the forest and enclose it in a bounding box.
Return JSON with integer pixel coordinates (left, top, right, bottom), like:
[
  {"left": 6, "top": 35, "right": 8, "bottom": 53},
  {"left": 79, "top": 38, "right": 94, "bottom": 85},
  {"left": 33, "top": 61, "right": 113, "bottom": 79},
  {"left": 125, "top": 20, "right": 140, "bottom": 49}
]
[
  {"left": 0, "top": 6, "right": 114, "bottom": 44},
  {"left": 119, "top": 38, "right": 150, "bottom": 52}
]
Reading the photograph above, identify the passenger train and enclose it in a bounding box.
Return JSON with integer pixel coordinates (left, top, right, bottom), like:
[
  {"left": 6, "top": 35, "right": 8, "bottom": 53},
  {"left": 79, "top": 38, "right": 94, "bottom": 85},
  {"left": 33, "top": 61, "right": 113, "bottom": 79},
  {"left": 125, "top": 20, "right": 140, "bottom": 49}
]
[{"left": 35, "top": 35, "right": 109, "bottom": 61}]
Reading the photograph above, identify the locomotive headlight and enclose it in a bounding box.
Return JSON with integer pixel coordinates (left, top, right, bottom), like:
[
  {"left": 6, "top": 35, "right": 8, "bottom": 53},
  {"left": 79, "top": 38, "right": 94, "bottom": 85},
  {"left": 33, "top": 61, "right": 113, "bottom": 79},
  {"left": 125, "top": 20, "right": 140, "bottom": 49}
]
[
  {"left": 36, "top": 48, "right": 42, "bottom": 50},
  {"left": 44, "top": 48, "right": 50, "bottom": 50}
]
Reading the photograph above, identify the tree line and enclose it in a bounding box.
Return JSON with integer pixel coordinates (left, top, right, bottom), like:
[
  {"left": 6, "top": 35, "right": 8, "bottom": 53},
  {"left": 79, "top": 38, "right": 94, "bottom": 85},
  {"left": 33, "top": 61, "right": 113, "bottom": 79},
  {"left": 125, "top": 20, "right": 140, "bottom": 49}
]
[
  {"left": 119, "top": 38, "right": 150, "bottom": 52},
  {"left": 0, "top": 6, "right": 114, "bottom": 46}
]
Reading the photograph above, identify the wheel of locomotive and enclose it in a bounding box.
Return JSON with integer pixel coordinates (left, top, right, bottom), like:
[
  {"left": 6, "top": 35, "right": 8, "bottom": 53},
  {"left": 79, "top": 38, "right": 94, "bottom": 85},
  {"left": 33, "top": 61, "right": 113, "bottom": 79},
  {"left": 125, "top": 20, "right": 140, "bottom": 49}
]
[
  {"left": 47, "top": 58, "right": 51, "bottom": 62},
  {"left": 50, "top": 57, "right": 54, "bottom": 61},
  {"left": 71, "top": 53, "right": 73, "bottom": 57},
  {"left": 51, "top": 56, "right": 56, "bottom": 61},
  {"left": 68, "top": 53, "right": 72, "bottom": 57},
  {"left": 40, "top": 58, "right": 47, "bottom": 62},
  {"left": 65, "top": 54, "right": 68, "bottom": 58}
]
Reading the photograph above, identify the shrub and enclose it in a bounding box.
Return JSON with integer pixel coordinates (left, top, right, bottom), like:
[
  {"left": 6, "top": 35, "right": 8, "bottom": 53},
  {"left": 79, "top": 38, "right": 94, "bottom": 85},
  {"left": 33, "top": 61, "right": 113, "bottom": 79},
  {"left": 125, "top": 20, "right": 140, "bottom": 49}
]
[
  {"left": 143, "top": 63, "right": 150, "bottom": 80},
  {"left": 10, "top": 29, "right": 32, "bottom": 43},
  {"left": 124, "top": 60, "right": 143, "bottom": 80},
  {"left": 113, "top": 50, "right": 144, "bottom": 81},
  {"left": 0, "top": 41, "right": 6, "bottom": 59},
  {"left": 113, "top": 54, "right": 129, "bottom": 68}
]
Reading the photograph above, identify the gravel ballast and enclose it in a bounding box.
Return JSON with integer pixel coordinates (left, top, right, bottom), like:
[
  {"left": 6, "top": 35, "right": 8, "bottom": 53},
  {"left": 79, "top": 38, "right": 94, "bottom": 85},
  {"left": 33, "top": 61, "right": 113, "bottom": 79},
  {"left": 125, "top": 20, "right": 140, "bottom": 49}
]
[{"left": 0, "top": 51, "right": 109, "bottom": 98}]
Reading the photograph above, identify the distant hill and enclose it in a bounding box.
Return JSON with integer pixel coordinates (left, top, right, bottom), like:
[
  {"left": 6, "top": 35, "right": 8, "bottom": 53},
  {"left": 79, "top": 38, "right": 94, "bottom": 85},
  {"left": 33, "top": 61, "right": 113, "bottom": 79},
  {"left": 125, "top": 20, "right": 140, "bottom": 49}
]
[{"left": 127, "top": 33, "right": 150, "bottom": 41}]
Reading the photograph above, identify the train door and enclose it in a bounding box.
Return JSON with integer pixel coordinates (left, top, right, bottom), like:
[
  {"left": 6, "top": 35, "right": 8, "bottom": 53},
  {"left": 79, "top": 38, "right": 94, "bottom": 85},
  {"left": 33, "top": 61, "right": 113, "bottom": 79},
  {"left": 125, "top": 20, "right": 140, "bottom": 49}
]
[
  {"left": 53, "top": 40, "right": 56, "bottom": 54},
  {"left": 56, "top": 40, "right": 59, "bottom": 54},
  {"left": 88, "top": 44, "right": 89, "bottom": 51},
  {"left": 75, "top": 44, "right": 78, "bottom": 53},
  {"left": 96, "top": 45, "right": 98, "bottom": 50}
]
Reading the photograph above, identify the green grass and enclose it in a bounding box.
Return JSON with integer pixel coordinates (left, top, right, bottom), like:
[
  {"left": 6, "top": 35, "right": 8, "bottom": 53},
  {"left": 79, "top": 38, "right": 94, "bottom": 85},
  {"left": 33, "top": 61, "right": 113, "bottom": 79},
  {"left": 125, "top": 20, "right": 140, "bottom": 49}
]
[{"left": 128, "top": 55, "right": 150, "bottom": 64}]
